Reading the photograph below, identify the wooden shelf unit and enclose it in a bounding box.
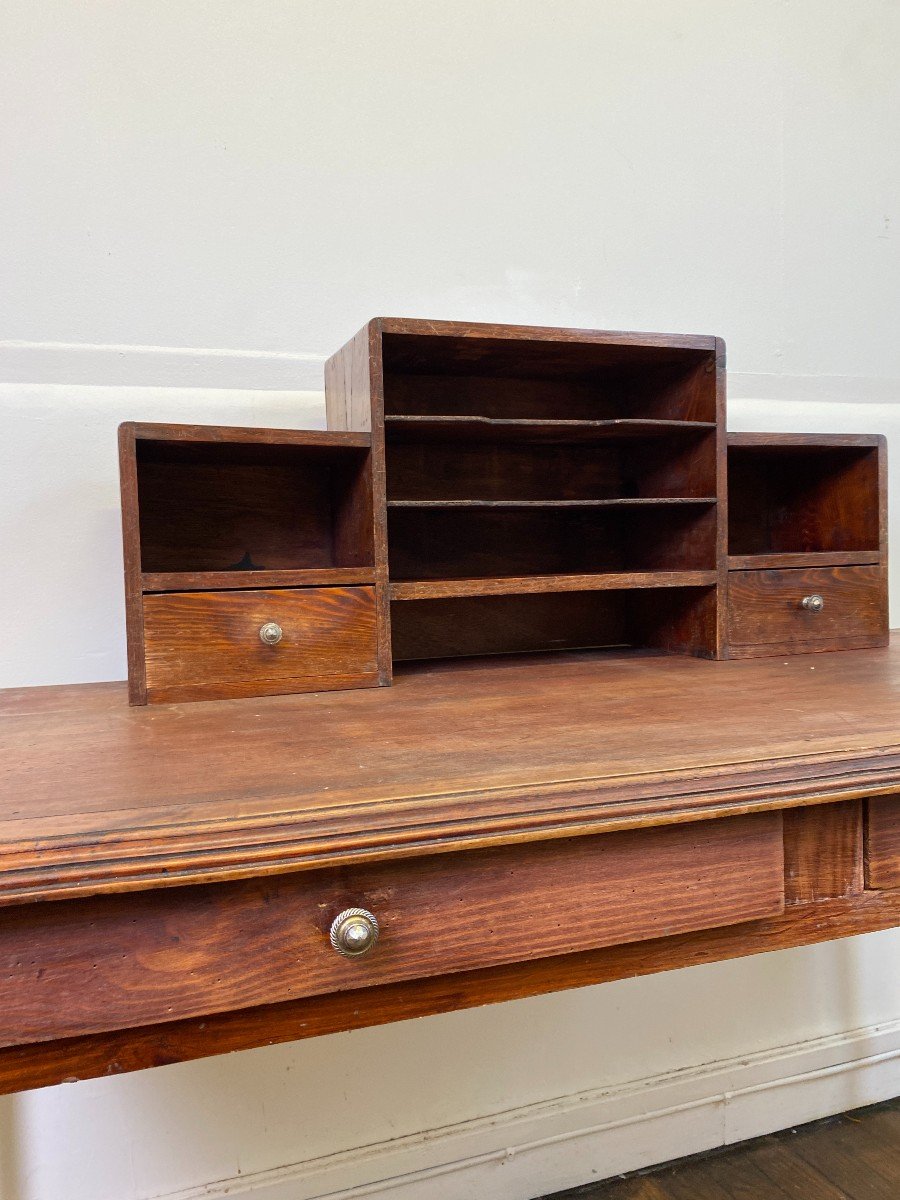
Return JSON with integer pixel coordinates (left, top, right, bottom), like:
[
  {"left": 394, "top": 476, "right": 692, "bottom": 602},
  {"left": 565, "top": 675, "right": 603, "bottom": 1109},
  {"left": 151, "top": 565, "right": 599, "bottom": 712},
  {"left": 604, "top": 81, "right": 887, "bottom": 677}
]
[
  {"left": 118, "top": 325, "right": 889, "bottom": 701},
  {"left": 326, "top": 320, "right": 726, "bottom": 674},
  {"left": 119, "top": 423, "right": 379, "bottom": 703},
  {"left": 725, "top": 433, "right": 888, "bottom": 658}
]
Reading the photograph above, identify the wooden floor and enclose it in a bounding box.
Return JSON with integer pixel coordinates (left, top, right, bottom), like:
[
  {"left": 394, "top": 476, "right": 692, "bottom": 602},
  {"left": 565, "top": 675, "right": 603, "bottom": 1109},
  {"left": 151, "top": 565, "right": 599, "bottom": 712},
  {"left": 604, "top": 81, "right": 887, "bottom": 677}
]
[{"left": 541, "top": 1097, "right": 900, "bottom": 1199}]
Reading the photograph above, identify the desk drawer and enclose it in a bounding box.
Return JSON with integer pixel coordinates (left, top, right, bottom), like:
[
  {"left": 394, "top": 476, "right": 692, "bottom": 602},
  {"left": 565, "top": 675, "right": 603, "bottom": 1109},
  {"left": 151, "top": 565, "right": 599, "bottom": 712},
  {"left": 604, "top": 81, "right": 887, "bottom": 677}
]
[
  {"left": 727, "top": 566, "right": 886, "bottom": 656},
  {"left": 0, "top": 813, "right": 784, "bottom": 1045},
  {"left": 143, "top": 586, "right": 378, "bottom": 702},
  {"left": 866, "top": 796, "right": 900, "bottom": 889}
]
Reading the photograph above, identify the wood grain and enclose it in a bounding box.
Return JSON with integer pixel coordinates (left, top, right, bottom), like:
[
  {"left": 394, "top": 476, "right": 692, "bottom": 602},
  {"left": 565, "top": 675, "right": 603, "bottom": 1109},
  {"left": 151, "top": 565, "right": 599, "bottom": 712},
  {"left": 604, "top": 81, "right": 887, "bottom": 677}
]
[
  {"left": 728, "top": 551, "right": 882, "bottom": 571},
  {"left": 330, "top": 318, "right": 724, "bottom": 665},
  {"left": 118, "top": 422, "right": 379, "bottom": 703},
  {"left": 142, "top": 567, "right": 375, "bottom": 592},
  {"left": 143, "top": 586, "right": 378, "bottom": 702},
  {"left": 784, "top": 800, "right": 864, "bottom": 902},
  {"left": 727, "top": 566, "right": 887, "bottom": 654},
  {"left": 389, "top": 572, "right": 718, "bottom": 600},
  {"left": 0, "top": 813, "right": 783, "bottom": 1046},
  {"left": 4, "top": 647, "right": 900, "bottom": 904},
  {"left": 325, "top": 324, "right": 393, "bottom": 683},
  {"left": 866, "top": 795, "right": 900, "bottom": 888},
  {"left": 384, "top": 415, "right": 716, "bottom": 442},
  {"left": 118, "top": 423, "right": 147, "bottom": 704},
  {"left": 1, "top": 887, "right": 896, "bottom": 1096},
  {"left": 727, "top": 433, "right": 884, "bottom": 558}
]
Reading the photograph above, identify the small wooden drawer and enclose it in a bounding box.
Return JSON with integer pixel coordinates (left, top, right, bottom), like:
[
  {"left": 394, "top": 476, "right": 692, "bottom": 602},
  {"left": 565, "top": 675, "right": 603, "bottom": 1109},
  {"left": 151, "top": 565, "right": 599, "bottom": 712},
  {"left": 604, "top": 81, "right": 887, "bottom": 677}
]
[
  {"left": 727, "top": 566, "right": 886, "bottom": 657},
  {"left": 866, "top": 796, "right": 900, "bottom": 889},
  {"left": 0, "top": 812, "right": 784, "bottom": 1045},
  {"left": 143, "top": 586, "right": 378, "bottom": 702}
]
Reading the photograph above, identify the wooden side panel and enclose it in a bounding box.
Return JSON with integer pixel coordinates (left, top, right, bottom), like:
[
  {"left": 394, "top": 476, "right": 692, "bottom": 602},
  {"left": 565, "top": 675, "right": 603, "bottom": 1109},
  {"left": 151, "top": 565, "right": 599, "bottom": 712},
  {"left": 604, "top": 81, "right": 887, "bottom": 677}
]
[
  {"left": 0, "top": 813, "right": 783, "bottom": 1047},
  {"left": 143, "top": 587, "right": 378, "bottom": 702},
  {"left": 866, "top": 796, "right": 900, "bottom": 889},
  {"left": 784, "top": 801, "right": 864, "bottom": 902},
  {"left": 118, "top": 423, "right": 147, "bottom": 704},
  {"left": 325, "top": 323, "right": 392, "bottom": 683}
]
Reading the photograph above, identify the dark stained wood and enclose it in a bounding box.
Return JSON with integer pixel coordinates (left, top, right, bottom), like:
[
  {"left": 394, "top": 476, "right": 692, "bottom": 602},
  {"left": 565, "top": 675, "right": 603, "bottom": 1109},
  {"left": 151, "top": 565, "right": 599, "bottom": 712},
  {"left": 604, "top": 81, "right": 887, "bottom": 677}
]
[
  {"left": 390, "top": 572, "right": 718, "bottom": 600},
  {"left": 386, "top": 497, "right": 717, "bottom": 507},
  {"left": 385, "top": 435, "right": 716, "bottom": 502},
  {"left": 725, "top": 433, "right": 888, "bottom": 662},
  {"left": 118, "top": 422, "right": 379, "bottom": 704},
  {"left": 728, "top": 551, "right": 881, "bottom": 571},
  {"left": 385, "top": 415, "right": 717, "bottom": 442},
  {"left": 727, "top": 566, "right": 887, "bottom": 656},
  {"left": 143, "top": 586, "right": 378, "bottom": 703},
  {"left": 0, "top": 812, "right": 783, "bottom": 1046},
  {"left": 784, "top": 800, "right": 864, "bottom": 902},
  {"left": 541, "top": 1098, "right": 900, "bottom": 1199},
  {"left": 326, "top": 320, "right": 725, "bottom": 666},
  {"left": 742, "top": 1142, "right": 850, "bottom": 1200},
  {"left": 866, "top": 795, "right": 900, "bottom": 888},
  {"left": 788, "top": 1124, "right": 898, "bottom": 1199},
  {"left": 0, "top": 888, "right": 897, "bottom": 1096},
  {"left": 118, "top": 423, "right": 147, "bottom": 704},
  {"left": 124, "top": 423, "right": 371, "bottom": 449},
  {"left": 727, "top": 434, "right": 885, "bottom": 557},
  {"left": 390, "top": 588, "right": 721, "bottom": 663},
  {"left": 325, "top": 324, "right": 393, "bottom": 683},
  {"left": 387, "top": 504, "right": 718, "bottom": 583},
  {"left": 133, "top": 438, "right": 372, "bottom": 574},
  {"left": 5, "top": 647, "right": 900, "bottom": 904},
  {"left": 576, "top": 1180, "right": 673, "bottom": 1200},
  {"left": 675, "top": 1158, "right": 779, "bottom": 1200},
  {"left": 142, "top": 567, "right": 375, "bottom": 592}
]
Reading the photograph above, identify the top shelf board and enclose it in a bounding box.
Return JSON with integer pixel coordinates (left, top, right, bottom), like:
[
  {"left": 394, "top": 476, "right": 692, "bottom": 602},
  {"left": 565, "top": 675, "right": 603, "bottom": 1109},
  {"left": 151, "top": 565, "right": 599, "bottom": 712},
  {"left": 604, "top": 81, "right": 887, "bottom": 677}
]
[
  {"left": 384, "top": 416, "right": 717, "bottom": 444},
  {"left": 379, "top": 322, "right": 718, "bottom": 379}
]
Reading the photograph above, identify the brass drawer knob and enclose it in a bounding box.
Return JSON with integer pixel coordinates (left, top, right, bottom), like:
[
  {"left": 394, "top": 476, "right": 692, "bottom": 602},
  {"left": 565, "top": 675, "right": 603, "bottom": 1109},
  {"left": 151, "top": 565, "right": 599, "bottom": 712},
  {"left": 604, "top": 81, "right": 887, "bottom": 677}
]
[
  {"left": 259, "top": 621, "right": 283, "bottom": 645},
  {"left": 330, "top": 907, "right": 379, "bottom": 958},
  {"left": 800, "top": 594, "right": 825, "bottom": 613}
]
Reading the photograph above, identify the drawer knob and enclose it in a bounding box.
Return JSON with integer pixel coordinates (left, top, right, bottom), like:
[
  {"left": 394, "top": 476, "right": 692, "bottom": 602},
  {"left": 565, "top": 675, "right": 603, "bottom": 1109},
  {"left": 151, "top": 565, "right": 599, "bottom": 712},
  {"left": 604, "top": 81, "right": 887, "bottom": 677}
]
[
  {"left": 330, "top": 907, "right": 379, "bottom": 958},
  {"left": 800, "top": 594, "right": 825, "bottom": 613},
  {"left": 258, "top": 621, "right": 283, "bottom": 645}
]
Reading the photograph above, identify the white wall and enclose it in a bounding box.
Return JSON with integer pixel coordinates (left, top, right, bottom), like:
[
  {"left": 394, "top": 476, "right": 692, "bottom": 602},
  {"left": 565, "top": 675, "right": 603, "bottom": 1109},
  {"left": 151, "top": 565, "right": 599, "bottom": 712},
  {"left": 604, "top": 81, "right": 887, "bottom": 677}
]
[{"left": 1, "top": 3, "right": 899, "bottom": 1199}]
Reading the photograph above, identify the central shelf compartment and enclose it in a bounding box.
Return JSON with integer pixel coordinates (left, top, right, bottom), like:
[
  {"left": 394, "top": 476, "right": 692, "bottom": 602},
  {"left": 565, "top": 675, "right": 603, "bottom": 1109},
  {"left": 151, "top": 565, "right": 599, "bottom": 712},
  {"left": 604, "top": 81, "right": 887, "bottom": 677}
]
[
  {"left": 385, "top": 416, "right": 717, "bottom": 442},
  {"left": 386, "top": 428, "right": 716, "bottom": 504},
  {"left": 391, "top": 585, "right": 718, "bottom": 662},
  {"left": 387, "top": 502, "right": 717, "bottom": 582}
]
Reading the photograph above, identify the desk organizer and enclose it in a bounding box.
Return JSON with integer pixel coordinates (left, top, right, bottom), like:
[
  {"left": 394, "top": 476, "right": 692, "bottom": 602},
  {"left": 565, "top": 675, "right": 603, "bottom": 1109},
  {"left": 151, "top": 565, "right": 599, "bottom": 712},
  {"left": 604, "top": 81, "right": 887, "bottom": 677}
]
[
  {"left": 118, "top": 423, "right": 378, "bottom": 703},
  {"left": 120, "top": 321, "right": 888, "bottom": 703}
]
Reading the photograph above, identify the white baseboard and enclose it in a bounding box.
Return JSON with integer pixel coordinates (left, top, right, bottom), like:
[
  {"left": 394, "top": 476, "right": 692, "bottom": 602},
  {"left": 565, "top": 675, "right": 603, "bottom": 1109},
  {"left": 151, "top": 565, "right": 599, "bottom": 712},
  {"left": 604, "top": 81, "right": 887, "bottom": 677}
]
[{"left": 164, "top": 1019, "right": 900, "bottom": 1200}]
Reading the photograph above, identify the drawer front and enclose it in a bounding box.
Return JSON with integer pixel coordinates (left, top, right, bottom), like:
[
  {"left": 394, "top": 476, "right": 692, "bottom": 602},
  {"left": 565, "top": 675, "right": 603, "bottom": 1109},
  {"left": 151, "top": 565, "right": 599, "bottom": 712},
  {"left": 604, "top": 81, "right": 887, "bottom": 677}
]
[
  {"left": 144, "top": 587, "right": 378, "bottom": 701},
  {"left": 866, "top": 796, "right": 900, "bottom": 889},
  {"left": 0, "top": 812, "right": 784, "bottom": 1045},
  {"left": 727, "top": 566, "right": 886, "bottom": 655}
]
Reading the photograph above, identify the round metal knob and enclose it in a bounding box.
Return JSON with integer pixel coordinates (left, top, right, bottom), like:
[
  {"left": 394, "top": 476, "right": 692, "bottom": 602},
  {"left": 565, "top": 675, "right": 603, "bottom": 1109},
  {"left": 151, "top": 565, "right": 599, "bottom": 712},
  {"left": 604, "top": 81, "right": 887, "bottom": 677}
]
[
  {"left": 330, "top": 908, "right": 379, "bottom": 958},
  {"left": 800, "top": 594, "right": 825, "bottom": 613},
  {"left": 259, "top": 621, "right": 283, "bottom": 645}
]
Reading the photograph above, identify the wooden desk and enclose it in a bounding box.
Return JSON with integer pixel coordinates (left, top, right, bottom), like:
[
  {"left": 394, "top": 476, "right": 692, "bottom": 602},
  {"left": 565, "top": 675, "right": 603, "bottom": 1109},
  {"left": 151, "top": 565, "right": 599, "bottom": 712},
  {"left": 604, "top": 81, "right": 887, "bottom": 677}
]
[{"left": 1, "top": 645, "right": 899, "bottom": 1094}]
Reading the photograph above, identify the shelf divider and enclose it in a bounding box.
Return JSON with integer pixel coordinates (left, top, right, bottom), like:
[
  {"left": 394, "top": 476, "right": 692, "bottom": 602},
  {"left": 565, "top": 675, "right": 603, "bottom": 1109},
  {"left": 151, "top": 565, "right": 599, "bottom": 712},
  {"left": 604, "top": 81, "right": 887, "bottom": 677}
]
[
  {"left": 384, "top": 415, "right": 716, "bottom": 443},
  {"left": 390, "top": 571, "right": 718, "bottom": 601},
  {"left": 141, "top": 567, "right": 376, "bottom": 593},
  {"left": 726, "top": 551, "right": 881, "bottom": 571},
  {"left": 387, "top": 497, "right": 717, "bottom": 509}
]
